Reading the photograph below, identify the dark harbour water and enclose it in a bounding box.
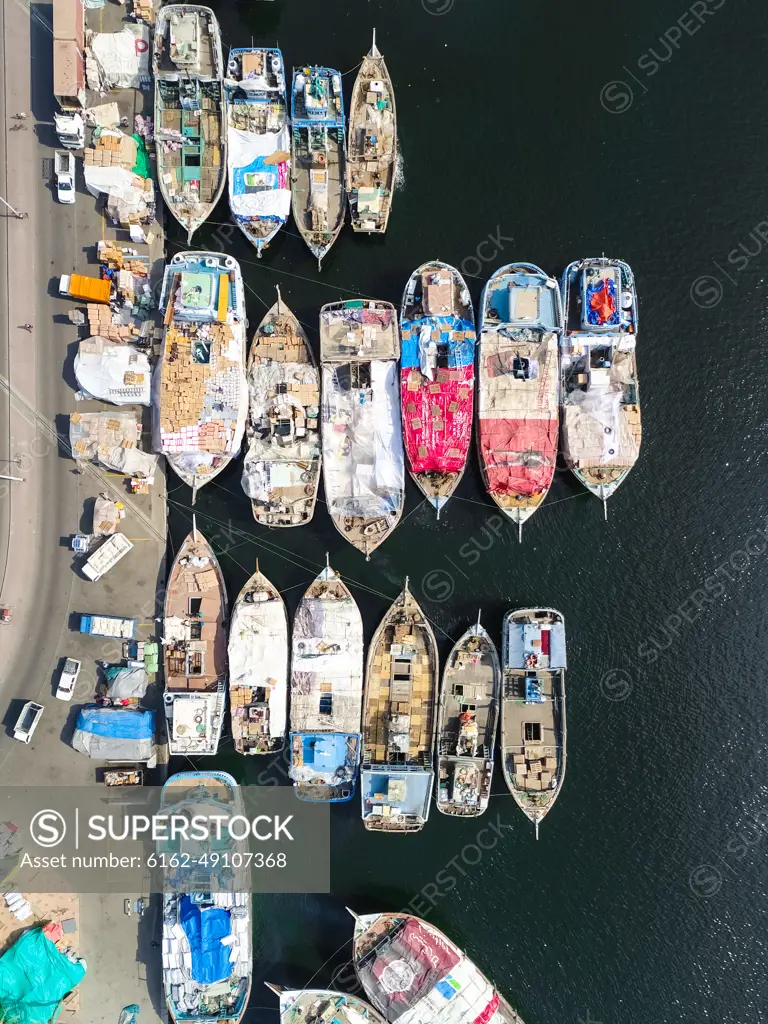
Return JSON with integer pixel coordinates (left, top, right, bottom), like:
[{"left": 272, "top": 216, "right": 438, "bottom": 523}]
[{"left": 166, "top": 1, "right": 768, "bottom": 1021}]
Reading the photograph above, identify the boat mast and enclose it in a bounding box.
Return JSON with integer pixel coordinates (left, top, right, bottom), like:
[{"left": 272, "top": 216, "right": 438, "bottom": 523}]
[
  {"left": 535, "top": 818, "right": 540, "bottom": 840},
  {"left": 192, "top": 514, "right": 197, "bottom": 543},
  {"left": 276, "top": 284, "right": 282, "bottom": 313}
]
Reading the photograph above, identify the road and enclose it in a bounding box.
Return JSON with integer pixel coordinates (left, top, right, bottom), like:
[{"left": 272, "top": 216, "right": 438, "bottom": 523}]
[{"left": 0, "top": 2, "right": 166, "bottom": 1020}]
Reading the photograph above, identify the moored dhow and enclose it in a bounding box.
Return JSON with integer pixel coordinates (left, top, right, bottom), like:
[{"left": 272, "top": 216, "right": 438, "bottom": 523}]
[
  {"left": 347, "top": 31, "right": 397, "bottom": 233},
  {"left": 228, "top": 563, "right": 288, "bottom": 755},
  {"left": 225, "top": 47, "right": 290, "bottom": 256},
  {"left": 156, "top": 251, "right": 248, "bottom": 500},
  {"left": 269, "top": 987, "right": 387, "bottom": 1024},
  {"left": 501, "top": 607, "right": 567, "bottom": 836},
  {"left": 560, "top": 257, "right": 641, "bottom": 515},
  {"left": 160, "top": 772, "right": 251, "bottom": 1024},
  {"left": 162, "top": 523, "right": 227, "bottom": 756},
  {"left": 436, "top": 617, "right": 500, "bottom": 817},
  {"left": 361, "top": 582, "right": 438, "bottom": 833},
  {"left": 154, "top": 6, "right": 226, "bottom": 241},
  {"left": 400, "top": 261, "right": 475, "bottom": 516},
  {"left": 291, "top": 66, "right": 347, "bottom": 267},
  {"left": 478, "top": 263, "right": 563, "bottom": 539},
  {"left": 289, "top": 563, "right": 364, "bottom": 802},
  {"left": 241, "top": 287, "right": 321, "bottom": 526},
  {"left": 320, "top": 299, "right": 404, "bottom": 558},
  {"left": 351, "top": 911, "right": 525, "bottom": 1024}
]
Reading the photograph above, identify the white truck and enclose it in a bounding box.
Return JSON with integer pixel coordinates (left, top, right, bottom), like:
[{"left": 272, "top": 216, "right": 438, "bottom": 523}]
[
  {"left": 82, "top": 533, "right": 133, "bottom": 582},
  {"left": 13, "top": 702, "right": 44, "bottom": 743},
  {"left": 54, "top": 111, "right": 85, "bottom": 150},
  {"left": 55, "top": 151, "right": 75, "bottom": 205}
]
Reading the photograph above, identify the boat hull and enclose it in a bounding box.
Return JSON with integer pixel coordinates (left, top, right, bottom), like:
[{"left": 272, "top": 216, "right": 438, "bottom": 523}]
[
  {"left": 435, "top": 624, "right": 500, "bottom": 818},
  {"left": 242, "top": 295, "right": 321, "bottom": 527},
  {"left": 477, "top": 263, "right": 562, "bottom": 534},
  {"left": 500, "top": 607, "right": 567, "bottom": 832},
  {"left": 347, "top": 43, "right": 397, "bottom": 233},
  {"left": 400, "top": 261, "right": 475, "bottom": 517},
  {"left": 559, "top": 257, "right": 642, "bottom": 505}
]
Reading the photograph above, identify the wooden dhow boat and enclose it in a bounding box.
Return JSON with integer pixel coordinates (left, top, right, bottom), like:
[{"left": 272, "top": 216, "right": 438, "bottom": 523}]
[
  {"left": 241, "top": 287, "right": 321, "bottom": 526},
  {"left": 400, "top": 261, "right": 475, "bottom": 516},
  {"left": 501, "top": 607, "right": 567, "bottom": 837},
  {"left": 154, "top": 6, "right": 226, "bottom": 241},
  {"left": 436, "top": 616, "right": 500, "bottom": 817},
  {"left": 225, "top": 47, "right": 290, "bottom": 256},
  {"left": 478, "top": 263, "right": 563, "bottom": 540},
  {"left": 162, "top": 522, "right": 227, "bottom": 756},
  {"left": 160, "top": 771, "right": 251, "bottom": 1024},
  {"left": 347, "top": 31, "right": 396, "bottom": 233},
  {"left": 156, "top": 251, "right": 248, "bottom": 501},
  {"left": 289, "top": 563, "right": 364, "bottom": 802},
  {"left": 268, "top": 987, "right": 387, "bottom": 1024},
  {"left": 320, "top": 299, "right": 404, "bottom": 558},
  {"left": 560, "top": 257, "right": 641, "bottom": 516},
  {"left": 360, "top": 581, "right": 438, "bottom": 833},
  {"left": 351, "top": 911, "right": 525, "bottom": 1024},
  {"left": 290, "top": 66, "right": 347, "bottom": 268},
  {"left": 228, "top": 563, "right": 288, "bottom": 755}
]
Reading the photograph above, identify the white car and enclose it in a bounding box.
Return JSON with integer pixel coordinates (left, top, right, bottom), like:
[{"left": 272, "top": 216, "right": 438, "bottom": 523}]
[
  {"left": 56, "top": 657, "right": 81, "bottom": 701},
  {"left": 55, "top": 151, "right": 75, "bottom": 205}
]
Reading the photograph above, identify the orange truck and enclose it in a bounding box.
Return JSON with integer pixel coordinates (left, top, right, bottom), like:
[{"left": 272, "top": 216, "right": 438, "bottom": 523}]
[{"left": 59, "top": 272, "right": 111, "bottom": 304}]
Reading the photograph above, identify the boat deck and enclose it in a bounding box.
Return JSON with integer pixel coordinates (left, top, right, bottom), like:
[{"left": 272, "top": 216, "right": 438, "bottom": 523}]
[
  {"left": 243, "top": 303, "right": 320, "bottom": 526},
  {"left": 347, "top": 51, "right": 396, "bottom": 232}
]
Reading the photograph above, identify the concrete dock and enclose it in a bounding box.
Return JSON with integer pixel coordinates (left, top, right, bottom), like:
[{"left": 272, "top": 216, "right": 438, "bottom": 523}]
[{"left": 0, "top": 0, "right": 167, "bottom": 1020}]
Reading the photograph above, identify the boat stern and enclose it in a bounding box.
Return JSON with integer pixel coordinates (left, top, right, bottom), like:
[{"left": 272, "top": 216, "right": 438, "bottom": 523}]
[{"left": 360, "top": 766, "right": 433, "bottom": 832}]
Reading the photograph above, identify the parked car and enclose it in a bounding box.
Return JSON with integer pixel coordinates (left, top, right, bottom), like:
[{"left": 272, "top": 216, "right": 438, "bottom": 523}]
[
  {"left": 56, "top": 658, "right": 81, "bottom": 701},
  {"left": 55, "top": 151, "right": 75, "bottom": 204}
]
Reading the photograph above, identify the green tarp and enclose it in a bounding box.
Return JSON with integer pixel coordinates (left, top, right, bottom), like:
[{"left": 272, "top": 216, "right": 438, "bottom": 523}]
[
  {"left": 0, "top": 929, "right": 86, "bottom": 1024},
  {"left": 131, "top": 135, "right": 151, "bottom": 179}
]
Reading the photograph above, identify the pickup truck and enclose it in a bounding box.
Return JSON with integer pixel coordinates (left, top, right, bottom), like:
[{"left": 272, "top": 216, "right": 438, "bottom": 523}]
[
  {"left": 79, "top": 614, "right": 136, "bottom": 639},
  {"left": 56, "top": 658, "right": 82, "bottom": 701},
  {"left": 55, "top": 151, "right": 75, "bottom": 204},
  {"left": 13, "top": 702, "right": 44, "bottom": 743},
  {"left": 82, "top": 533, "right": 133, "bottom": 582}
]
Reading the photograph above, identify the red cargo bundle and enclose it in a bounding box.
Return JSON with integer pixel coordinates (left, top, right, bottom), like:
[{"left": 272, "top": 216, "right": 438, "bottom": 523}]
[
  {"left": 479, "top": 416, "right": 557, "bottom": 496},
  {"left": 401, "top": 364, "right": 473, "bottom": 475}
]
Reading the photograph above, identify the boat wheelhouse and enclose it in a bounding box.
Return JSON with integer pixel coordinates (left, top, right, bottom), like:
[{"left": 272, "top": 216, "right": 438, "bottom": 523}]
[
  {"left": 154, "top": 6, "right": 226, "bottom": 241},
  {"left": 291, "top": 66, "right": 347, "bottom": 267},
  {"left": 225, "top": 47, "right": 290, "bottom": 255},
  {"left": 478, "top": 263, "right": 563, "bottom": 539},
  {"left": 400, "top": 261, "right": 475, "bottom": 516},
  {"left": 560, "top": 257, "right": 641, "bottom": 514},
  {"left": 500, "top": 607, "right": 567, "bottom": 836}
]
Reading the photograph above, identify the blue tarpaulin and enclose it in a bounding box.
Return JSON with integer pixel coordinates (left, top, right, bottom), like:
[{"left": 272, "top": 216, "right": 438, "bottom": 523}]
[
  {"left": 75, "top": 707, "right": 154, "bottom": 739},
  {"left": 400, "top": 316, "right": 476, "bottom": 370},
  {"left": 179, "top": 897, "right": 231, "bottom": 986}
]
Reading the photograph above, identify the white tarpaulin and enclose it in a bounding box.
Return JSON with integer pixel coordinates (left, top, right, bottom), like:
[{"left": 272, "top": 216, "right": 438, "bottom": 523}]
[
  {"left": 74, "top": 337, "right": 152, "bottom": 406},
  {"left": 562, "top": 388, "right": 623, "bottom": 464},
  {"left": 85, "top": 102, "right": 121, "bottom": 127},
  {"left": 104, "top": 446, "right": 159, "bottom": 479},
  {"left": 228, "top": 588, "right": 288, "bottom": 739},
  {"left": 84, "top": 164, "right": 136, "bottom": 199},
  {"left": 88, "top": 25, "right": 151, "bottom": 91},
  {"left": 321, "top": 359, "right": 404, "bottom": 519},
  {"left": 227, "top": 125, "right": 291, "bottom": 220}
]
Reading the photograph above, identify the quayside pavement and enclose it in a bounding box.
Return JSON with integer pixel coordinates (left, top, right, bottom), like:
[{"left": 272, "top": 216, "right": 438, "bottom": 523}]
[{"left": 0, "top": 1, "right": 166, "bottom": 1020}]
